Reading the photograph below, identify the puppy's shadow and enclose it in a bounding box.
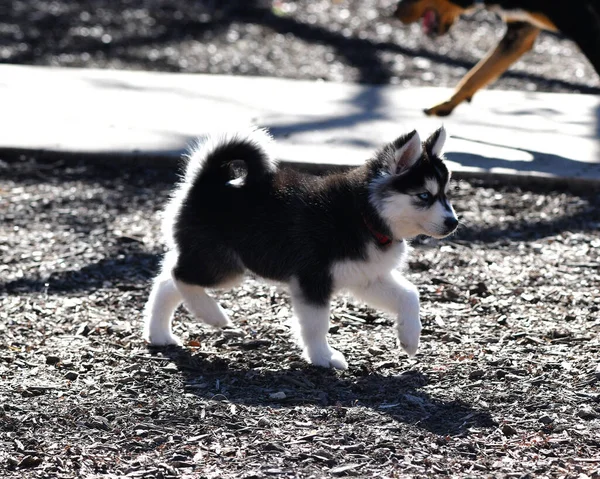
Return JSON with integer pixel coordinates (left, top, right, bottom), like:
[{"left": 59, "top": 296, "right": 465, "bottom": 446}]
[{"left": 152, "top": 345, "right": 494, "bottom": 437}]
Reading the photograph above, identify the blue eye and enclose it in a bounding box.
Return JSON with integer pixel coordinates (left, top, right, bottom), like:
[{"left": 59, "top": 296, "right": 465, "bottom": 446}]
[{"left": 417, "top": 192, "right": 432, "bottom": 201}]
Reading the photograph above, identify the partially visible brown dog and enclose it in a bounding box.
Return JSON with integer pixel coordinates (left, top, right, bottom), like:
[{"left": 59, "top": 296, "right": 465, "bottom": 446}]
[{"left": 394, "top": 0, "right": 600, "bottom": 116}]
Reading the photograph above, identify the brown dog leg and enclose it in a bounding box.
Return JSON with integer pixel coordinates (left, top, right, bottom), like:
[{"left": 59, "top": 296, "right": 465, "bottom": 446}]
[{"left": 425, "top": 22, "right": 540, "bottom": 116}]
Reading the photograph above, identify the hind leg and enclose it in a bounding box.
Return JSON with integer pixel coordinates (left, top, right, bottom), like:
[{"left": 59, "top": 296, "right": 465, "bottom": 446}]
[
  {"left": 173, "top": 279, "right": 235, "bottom": 328},
  {"left": 143, "top": 254, "right": 184, "bottom": 346},
  {"left": 171, "top": 249, "right": 243, "bottom": 328}
]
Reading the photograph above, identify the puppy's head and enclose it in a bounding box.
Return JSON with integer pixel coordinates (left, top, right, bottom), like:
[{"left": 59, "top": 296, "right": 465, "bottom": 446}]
[
  {"left": 394, "top": 0, "right": 475, "bottom": 36},
  {"left": 369, "top": 127, "right": 458, "bottom": 240}
]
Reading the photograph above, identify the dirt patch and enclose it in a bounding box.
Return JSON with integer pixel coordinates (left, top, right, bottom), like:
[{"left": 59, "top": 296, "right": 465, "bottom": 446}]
[{"left": 1, "top": 158, "right": 599, "bottom": 478}]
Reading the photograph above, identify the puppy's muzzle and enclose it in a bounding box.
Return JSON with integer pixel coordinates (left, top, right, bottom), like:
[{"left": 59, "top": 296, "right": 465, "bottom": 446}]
[{"left": 443, "top": 216, "right": 459, "bottom": 235}]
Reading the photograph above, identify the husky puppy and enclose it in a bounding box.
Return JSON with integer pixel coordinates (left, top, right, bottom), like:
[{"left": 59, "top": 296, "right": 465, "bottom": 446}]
[{"left": 143, "top": 127, "right": 458, "bottom": 369}]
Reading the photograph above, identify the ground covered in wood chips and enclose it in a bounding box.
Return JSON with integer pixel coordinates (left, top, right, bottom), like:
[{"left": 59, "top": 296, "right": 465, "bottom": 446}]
[
  {"left": 0, "top": 159, "right": 599, "bottom": 478},
  {"left": 2, "top": 0, "right": 600, "bottom": 477},
  {"left": 3, "top": 0, "right": 600, "bottom": 94}
]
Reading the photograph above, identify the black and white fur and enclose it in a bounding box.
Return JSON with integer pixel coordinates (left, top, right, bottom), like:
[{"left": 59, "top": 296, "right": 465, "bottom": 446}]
[{"left": 143, "top": 127, "right": 458, "bottom": 369}]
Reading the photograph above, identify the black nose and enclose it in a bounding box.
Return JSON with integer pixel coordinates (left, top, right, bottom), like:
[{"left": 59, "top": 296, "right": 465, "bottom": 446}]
[{"left": 444, "top": 217, "right": 458, "bottom": 232}]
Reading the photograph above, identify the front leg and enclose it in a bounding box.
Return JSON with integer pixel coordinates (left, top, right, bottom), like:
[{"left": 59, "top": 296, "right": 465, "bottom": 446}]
[
  {"left": 348, "top": 270, "right": 421, "bottom": 357},
  {"left": 425, "top": 22, "right": 540, "bottom": 116},
  {"left": 289, "top": 278, "right": 348, "bottom": 370}
]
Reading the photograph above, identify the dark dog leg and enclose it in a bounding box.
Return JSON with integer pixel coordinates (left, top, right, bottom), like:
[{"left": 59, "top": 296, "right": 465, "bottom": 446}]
[{"left": 425, "top": 22, "right": 540, "bottom": 116}]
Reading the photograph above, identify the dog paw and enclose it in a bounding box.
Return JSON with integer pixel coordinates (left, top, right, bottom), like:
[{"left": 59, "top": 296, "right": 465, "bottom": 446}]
[
  {"left": 194, "top": 304, "right": 233, "bottom": 328},
  {"left": 202, "top": 316, "right": 233, "bottom": 328},
  {"left": 424, "top": 101, "right": 456, "bottom": 117},
  {"left": 304, "top": 346, "right": 348, "bottom": 370},
  {"left": 397, "top": 317, "right": 421, "bottom": 357},
  {"left": 143, "top": 329, "right": 183, "bottom": 347}
]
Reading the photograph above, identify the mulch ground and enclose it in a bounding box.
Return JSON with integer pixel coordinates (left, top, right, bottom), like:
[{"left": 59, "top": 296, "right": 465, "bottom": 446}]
[
  {"left": 0, "top": 158, "right": 599, "bottom": 478},
  {"left": 3, "top": 0, "right": 600, "bottom": 94},
  {"left": 1, "top": 0, "right": 600, "bottom": 477}
]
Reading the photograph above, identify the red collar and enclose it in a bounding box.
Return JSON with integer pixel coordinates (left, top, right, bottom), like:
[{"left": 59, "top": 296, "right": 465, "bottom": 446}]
[{"left": 363, "top": 216, "right": 392, "bottom": 246}]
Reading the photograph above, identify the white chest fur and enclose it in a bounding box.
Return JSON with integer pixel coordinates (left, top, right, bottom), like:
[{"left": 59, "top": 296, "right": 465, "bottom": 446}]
[{"left": 331, "top": 240, "right": 410, "bottom": 289}]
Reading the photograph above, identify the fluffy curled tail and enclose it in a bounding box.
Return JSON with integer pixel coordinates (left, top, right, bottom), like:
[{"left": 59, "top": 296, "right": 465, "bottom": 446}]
[
  {"left": 162, "top": 128, "right": 276, "bottom": 248},
  {"left": 183, "top": 127, "right": 277, "bottom": 185}
]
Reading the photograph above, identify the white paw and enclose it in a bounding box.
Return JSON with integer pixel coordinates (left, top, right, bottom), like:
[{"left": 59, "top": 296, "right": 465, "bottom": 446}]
[
  {"left": 143, "top": 328, "right": 182, "bottom": 347},
  {"left": 397, "top": 316, "right": 421, "bottom": 357},
  {"left": 304, "top": 346, "right": 348, "bottom": 370},
  {"left": 202, "top": 315, "right": 233, "bottom": 329},
  {"left": 185, "top": 301, "right": 232, "bottom": 328}
]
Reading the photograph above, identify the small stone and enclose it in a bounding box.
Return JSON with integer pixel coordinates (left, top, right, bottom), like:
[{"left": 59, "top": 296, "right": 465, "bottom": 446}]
[
  {"left": 520, "top": 293, "right": 535, "bottom": 302},
  {"left": 539, "top": 415, "right": 553, "bottom": 425},
  {"left": 269, "top": 391, "right": 286, "bottom": 400},
  {"left": 45, "top": 355, "right": 60, "bottom": 365},
  {"left": 469, "top": 369, "right": 486, "bottom": 380},
  {"left": 257, "top": 417, "right": 272, "bottom": 427},
  {"left": 577, "top": 407, "right": 599, "bottom": 420},
  {"left": 595, "top": 363, "right": 600, "bottom": 380},
  {"left": 501, "top": 424, "right": 517, "bottom": 436},
  {"left": 64, "top": 371, "right": 78, "bottom": 381},
  {"left": 17, "top": 455, "right": 42, "bottom": 469},
  {"left": 368, "top": 347, "right": 384, "bottom": 356}
]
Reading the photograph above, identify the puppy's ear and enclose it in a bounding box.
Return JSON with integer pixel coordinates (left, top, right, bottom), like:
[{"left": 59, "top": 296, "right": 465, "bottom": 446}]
[
  {"left": 390, "top": 130, "right": 422, "bottom": 174},
  {"left": 425, "top": 126, "right": 446, "bottom": 157}
]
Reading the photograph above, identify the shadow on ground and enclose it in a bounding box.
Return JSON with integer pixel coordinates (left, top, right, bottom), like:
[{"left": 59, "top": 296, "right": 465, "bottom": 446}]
[{"left": 155, "top": 345, "right": 495, "bottom": 437}]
